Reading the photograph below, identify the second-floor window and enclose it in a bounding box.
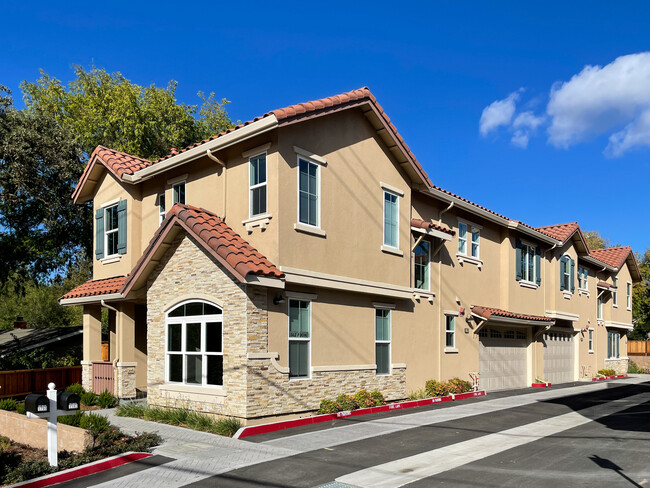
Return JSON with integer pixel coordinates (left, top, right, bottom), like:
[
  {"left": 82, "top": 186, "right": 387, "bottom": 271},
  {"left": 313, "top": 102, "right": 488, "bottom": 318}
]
[
  {"left": 445, "top": 315, "right": 456, "bottom": 348},
  {"left": 627, "top": 282, "right": 632, "bottom": 310},
  {"left": 158, "top": 193, "right": 166, "bottom": 225},
  {"left": 249, "top": 153, "right": 267, "bottom": 217},
  {"left": 521, "top": 243, "right": 536, "bottom": 283},
  {"left": 104, "top": 204, "right": 119, "bottom": 257},
  {"left": 613, "top": 277, "right": 618, "bottom": 306},
  {"left": 458, "top": 222, "right": 479, "bottom": 258},
  {"left": 298, "top": 157, "right": 319, "bottom": 227},
  {"left": 173, "top": 182, "right": 186, "bottom": 205},
  {"left": 383, "top": 191, "right": 399, "bottom": 248},
  {"left": 560, "top": 255, "right": 575, "bottom": 293},
  {"left": 597, "top": 295, "right": 603, "bottom": 320},
  {"left": 578, "top": 266, "right": 588, "bottom": 290},
  {"left": 515, "top": 239, "right": 541, "bottom": 285},
  {"left": 414, "top": 240, "right": 430, "bottom": 290},
  {"left": 95, "top": 200, "right": 127, "bottom": 259}
]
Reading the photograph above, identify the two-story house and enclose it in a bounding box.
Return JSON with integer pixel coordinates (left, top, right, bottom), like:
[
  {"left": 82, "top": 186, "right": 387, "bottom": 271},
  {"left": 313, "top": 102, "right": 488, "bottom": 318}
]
[{"left": 60, "top": 87, "right": 641, "bottom": 423}]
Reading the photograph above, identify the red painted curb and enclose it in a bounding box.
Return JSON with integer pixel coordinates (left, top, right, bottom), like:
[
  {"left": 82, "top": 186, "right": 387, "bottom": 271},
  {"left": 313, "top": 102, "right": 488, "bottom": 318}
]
[
  {"left": 531, "top": 382, "right": 551, "bottom": 388},
  {"left": 592, "top": 374, "right": 628, "bottom": 381},
  {"left": 12, "top": 452, "right": 152, "bottom": 488},
  {"left": 235, "top": 391, "right": 485, "bottom": 439}
]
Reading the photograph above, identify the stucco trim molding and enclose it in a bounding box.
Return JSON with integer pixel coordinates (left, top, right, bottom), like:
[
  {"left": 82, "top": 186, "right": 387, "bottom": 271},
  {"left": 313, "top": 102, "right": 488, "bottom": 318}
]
[
  {"left": 604, "top": 320, "right": 634, "bottom": 330},
  {"left": 392, "top": 363, "right": 407, "bottom": 369},
  {"left": 312, "top": 364, "right": 376, "bottom": 372},
  {"left": 293, "top": 146, "right": 327, "bottom": 166},
  {"left": 279, "top": 266, "right": 413, "bottom": 299},
  {"left": 380, "top": 181, "right": 405, "bottom": 197},
  {"left": 242, "top": 143, "right": 272, "bottom": 159},
  {"left": 545, "top": 310, "right": 580, "bottom": 322},
  {"left": 247, "top": 352, "right": 290, "bottom": 374},
  {"left": 162, "top": 294, "right": 224, "bottom": 312},
  {"left": 158, "top": 384, "right": 227, "bottom": 397}
]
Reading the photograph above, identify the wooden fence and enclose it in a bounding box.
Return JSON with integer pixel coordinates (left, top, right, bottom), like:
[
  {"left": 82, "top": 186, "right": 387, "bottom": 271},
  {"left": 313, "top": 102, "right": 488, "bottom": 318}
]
[
  {"left": 0, "top": 366, "right": 81, "bottom": 398},
  {"left": 91, "top": 361, "right": 114, "bottom": 395},
  {"left": 628, "top": 341, "right": 650, "bottom": 356}
]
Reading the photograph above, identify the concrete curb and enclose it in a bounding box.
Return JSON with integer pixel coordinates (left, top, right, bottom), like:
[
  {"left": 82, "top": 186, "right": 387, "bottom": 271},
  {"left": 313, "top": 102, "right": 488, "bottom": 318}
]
[
  {"left": 7, "top": 451, "right": 152, "bottom": 488},
  {"left": 592, "top": 374, "right": 628, "bottom": 381},
  {"left": 234, "top": 390, "right": 486, "bottom": 439}
]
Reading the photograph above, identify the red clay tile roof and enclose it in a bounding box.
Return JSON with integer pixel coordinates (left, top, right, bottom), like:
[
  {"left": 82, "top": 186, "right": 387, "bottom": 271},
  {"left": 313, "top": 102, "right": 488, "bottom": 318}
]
[
  {"left": 411, "top": 218, "right": 455, "bottom": 236},
  {"left": 597, "top": 281, "right": 614, "bottom": 290},
  {"left": 536, "top": 222, "right": 580, "bottom": 243},
  {"left": 94, "top": 146, "right": 154, "bottom": 178},
  {"left": 589, "top": 246, "right": 634, "bottom": 269},
  {"left": 471, "top": 305, "right": 555, "bottom": 323},
  {"left": 61, "top": 276, "right": 127, "bottom": 300}
]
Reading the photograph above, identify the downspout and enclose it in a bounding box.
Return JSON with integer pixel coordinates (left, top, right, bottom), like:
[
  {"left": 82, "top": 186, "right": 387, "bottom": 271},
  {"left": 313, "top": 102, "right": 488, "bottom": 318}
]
[
  {"left": 438, "top": 201, "right": 454, "bottom": 223},
  {"left": 206, "top": 149, "right": 227, "bottom": 221}
]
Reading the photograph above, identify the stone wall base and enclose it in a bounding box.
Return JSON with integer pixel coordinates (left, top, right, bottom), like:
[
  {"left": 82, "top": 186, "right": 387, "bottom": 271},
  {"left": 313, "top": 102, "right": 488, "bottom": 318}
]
[
  {"left": 81, "top": 361, "right": 93, "bottom": 392},
  {"left": 604, "top": 358, "right": 629, "bottom": 375},
  {"left": 116, "top": 362, "right": 137, "bottom": 399}
]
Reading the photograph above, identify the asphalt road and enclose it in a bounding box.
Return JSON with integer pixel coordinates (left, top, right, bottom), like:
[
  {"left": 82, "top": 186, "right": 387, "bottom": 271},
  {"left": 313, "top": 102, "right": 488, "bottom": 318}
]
[{"left": 189, "top": 381, "right": 650, "bottom": 488}]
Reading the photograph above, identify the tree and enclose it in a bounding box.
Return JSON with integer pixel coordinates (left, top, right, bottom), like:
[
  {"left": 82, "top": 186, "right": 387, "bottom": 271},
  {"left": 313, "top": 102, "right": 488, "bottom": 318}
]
[
  {"left": 630, "top": 249, "right": 650, "bottom": 340},
  {"left": 584, "top": 230, "right": 610, "bottom": 250}
]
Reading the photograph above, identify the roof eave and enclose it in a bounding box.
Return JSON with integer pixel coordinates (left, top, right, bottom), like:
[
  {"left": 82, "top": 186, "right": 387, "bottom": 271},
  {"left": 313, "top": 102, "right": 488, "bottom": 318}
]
[{"left": 59, "top": 292, "right": 124, "bottom": 306}]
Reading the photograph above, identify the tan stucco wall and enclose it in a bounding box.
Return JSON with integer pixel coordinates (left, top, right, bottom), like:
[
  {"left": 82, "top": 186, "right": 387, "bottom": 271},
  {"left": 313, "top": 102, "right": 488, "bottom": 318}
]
[{"left": 0, "top": 410, "right": 92, "bottom": 452}]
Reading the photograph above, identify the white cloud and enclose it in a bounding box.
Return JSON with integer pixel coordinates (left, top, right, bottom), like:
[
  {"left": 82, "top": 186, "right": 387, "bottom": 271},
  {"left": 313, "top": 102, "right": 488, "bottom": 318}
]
[
  {"left": 547, "top": 52, "right": 650, "bottom": 155},
  {"left": 479, "top": 91, "right": 520, "bottom": 136},
  {"left": 511, "top": 130, "right": 530, "bottom": 148},
  {"left": 513, "top": 111, "right": 544, "bottom": 130}
]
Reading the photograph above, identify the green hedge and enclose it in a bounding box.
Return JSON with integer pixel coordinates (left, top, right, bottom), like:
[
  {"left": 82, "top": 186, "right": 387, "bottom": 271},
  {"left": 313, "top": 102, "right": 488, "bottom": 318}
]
[
  {"left": 424, "top": 377, "right": 472, "bottom": 398},
  {"left": 318, "top": 389, "right": 386, "bottom": 414},
  {"left": 597, "top": 369, "right": 617, "bottom": 377}
]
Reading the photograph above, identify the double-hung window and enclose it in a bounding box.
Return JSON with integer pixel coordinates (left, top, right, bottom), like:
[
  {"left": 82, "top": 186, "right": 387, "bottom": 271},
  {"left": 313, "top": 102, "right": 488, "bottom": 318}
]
[
  {"left": 445, "top": 315, "right": 456, "bottom": 348},
  {"left": 607, "top": 331, "right": 620, "bottom": 359},
  {"left": 560, "top": 255, "right": 575, "bottom": 293},
  {"left": 414, "top": 240, "right": 430, "bottom": 290},
  {"left": 612, "top": 277, "right": 618, "bottom": 306},
  {"left": 578, "top": 266, "right": 588, "bottom": 290},
  {"left": 588, "top": 329, "right": 594, "bottom": 352},
  {"left": 158, "top": 193, "right": 166, "bottom": 225},
  {"left": 627, "top": 282, "right": 632, "bottom": 310},
  {"left": 597, "top": 295, "right": 603, "bottom": 320},
  {"left": 298, "top": 157, "right": 319, "bottom": 227},
  {"left": 104, "top": 204, "right": 119, "bottom": 257},
  {"left": 383, "top": 191, "right": 399, "bottom": 248},
  {"left": 520, "top": 243, "right": 536, "bottom": 283},
  {"left": 173, "top": 182, "right": 186, "bottom": 205},
  {"left": 289, "top": 300, "right": 310, "bottom": 378},
  {"left": 249, "top": 153, "right": 267, "bottom": 217},
  {"left": 166, "top": 301, "right": 223, "bottom": 386},
  {"left": 458, "top": 222, "right": 479, "bottom": 258},
  {"left": 375, "top": 309, "right": 391, "bottom": 375}
]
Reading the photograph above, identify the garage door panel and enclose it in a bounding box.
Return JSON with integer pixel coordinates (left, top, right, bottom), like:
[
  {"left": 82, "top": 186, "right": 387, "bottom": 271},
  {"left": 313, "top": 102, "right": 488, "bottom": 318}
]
[
  {"left": 479, "top": 327, "right": 528, "bottom": 392},
  {"left": 544, "top": 331, "right": 575, "bottom": 384}
]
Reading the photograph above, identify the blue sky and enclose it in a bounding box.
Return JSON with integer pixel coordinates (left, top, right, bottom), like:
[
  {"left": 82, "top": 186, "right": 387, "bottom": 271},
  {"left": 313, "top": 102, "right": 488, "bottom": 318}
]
[{"left": 3, "top": 2, "right": 649, "bottom": 251}]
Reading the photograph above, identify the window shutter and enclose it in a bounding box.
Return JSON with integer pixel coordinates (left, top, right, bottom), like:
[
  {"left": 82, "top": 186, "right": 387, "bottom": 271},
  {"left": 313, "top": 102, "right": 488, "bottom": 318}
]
[
  {"left": 560, "top": 257, "right": 565, "bottom": 291},
  {"left": 117, "top": 200, "right": 127, "bottom": 255},
  {"left": 570, "top": 259, "right": 575, "bottom": 293},
  {"left": 535, "top": 246, "right": 541, "bottom": 285},
  {"left": 95, "top": 208, "right": 104, "bottom": 260},
  {"left": 515, "top": 239, "right": 522, "bottom": 281}
]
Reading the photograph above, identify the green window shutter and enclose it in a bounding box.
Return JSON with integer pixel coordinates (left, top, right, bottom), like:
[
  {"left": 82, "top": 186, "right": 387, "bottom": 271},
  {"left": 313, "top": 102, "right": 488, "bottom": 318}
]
[
  {"left": 95, "top": 208, "right": 104, "bottom": 259},
  {"left": 117, "top": 200, "right": 127, "bottom": 255},
  {"left": 570, "top": 259, "right": 575, "bottom": 293},
  {"left": 559, "top": 257, "right": 565, "bottom": 291},
  {"left": 535, "top": 246, "right": 542, "bottom": 285},
  {"left": 515, "top": 239, "right": 523, "bottom": 281}
]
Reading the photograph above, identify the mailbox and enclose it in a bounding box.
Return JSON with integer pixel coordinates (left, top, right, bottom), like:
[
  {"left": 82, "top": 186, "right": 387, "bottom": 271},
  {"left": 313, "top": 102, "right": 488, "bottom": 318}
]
[
  {"left": 25, "top": 394, "right": 50, "bottom": 414},
  {"left": 57, "top": 391, "right": 80, "bottom": 411}
]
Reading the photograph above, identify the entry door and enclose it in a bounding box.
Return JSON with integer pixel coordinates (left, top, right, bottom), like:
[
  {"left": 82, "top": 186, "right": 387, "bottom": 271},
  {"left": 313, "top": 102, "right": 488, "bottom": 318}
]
[
  {"left": 543, "top": 331, "right": 575, "bottom": 384},
  {"left": 479, "top": 327, "right": 528, "bottom": 391}
]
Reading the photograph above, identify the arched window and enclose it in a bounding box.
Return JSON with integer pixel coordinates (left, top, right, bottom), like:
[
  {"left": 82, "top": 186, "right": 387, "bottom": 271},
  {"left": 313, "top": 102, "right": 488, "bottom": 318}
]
[{"left": 166, "top": 300, "right": 223, "bottom": 386}]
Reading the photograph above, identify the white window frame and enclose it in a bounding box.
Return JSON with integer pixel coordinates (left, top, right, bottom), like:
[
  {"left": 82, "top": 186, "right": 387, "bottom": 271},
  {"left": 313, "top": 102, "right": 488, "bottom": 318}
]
[
  {"left": 375, "top": 308, "right": 391, "bottom": 376},
  {"left": 457, "top": 222, "right": 467, "bottom": 255},
  {"left": 561, "top": 255, "right": 571, "bottom": 292},
  {"left": 414, "top": 239, "right": 430, "bottom": 291},
  {"left": 607, "top": 331, "right": 620, "bottom": 359},
  {"left": 457, "top": 220, "right": 482, "bottom": 266},
  {"left": 588, "top": 328, "right": 594, "bottom": 353},
  {"left": 445, "top": 314, "right": 456, "bottom": 350},
  {"left": 578, "top": 266, "right": 589, "bottom": 291},
  {"left": 296, "top": 155, "right": 321, "bottom": 229},
  {"left": 612, "top": 277, "right": 618, "bottom": 307},
  {"left": 597, "top": 295, "right": 604, "bottom": 321},
  {"left": 165, "top": 300, "right": 223, "bottom": 388},
  {"left": 381, "top": 188, "right": 400, "bottom": 249},
  {"left": 288, "top": 299, "right": 311, "bottom": 380},
  {"left": 520, "top": 241, "right": 537, "bottom": 284},
  {"left": 104, "top": 203, "right": 119, "bottom": 259},
  {"left": 158, "top": 193, "right": 166, "bottom": 225},
  {"left": 172, "top": 181, "right": 186, "bottom": 205},
  {"left": 249, "top": 153, "right": 267, "bottom": 218},
  {"left": 627, "top": 282, "right": 632, "bottom": 310}
]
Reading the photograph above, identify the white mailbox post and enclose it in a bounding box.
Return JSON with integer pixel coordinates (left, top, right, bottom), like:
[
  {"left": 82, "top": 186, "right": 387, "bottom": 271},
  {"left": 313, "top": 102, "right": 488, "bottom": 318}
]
[{"left": 25, "top": 382, "right": 80, "bottom": 467}]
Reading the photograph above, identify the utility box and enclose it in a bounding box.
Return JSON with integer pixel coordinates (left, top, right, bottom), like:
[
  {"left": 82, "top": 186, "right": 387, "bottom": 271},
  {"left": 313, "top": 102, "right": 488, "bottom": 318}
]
[
  {"left": 57, "top": 392, "right": 81, "bottom": 411},
  {"left": 25, "top": 394, "right": 50, "bottom": 414}
]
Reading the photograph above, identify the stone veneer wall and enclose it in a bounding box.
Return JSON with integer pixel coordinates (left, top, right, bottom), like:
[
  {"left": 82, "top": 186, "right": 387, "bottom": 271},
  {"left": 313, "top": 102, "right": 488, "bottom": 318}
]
[
  {"left": 604, "top": 357, "right": 629, "bottom": 374},
  {"left": 146, "top": 233, "right": 408, "bottom": 421}
]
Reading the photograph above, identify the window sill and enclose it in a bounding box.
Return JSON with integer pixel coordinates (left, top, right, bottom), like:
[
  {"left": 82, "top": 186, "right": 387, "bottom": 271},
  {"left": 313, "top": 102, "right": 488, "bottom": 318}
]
[
  {"left": 289, "top": 376, "right": 312, "bottom": 381},
  {"left": 456, "top": 254, "right": 482, "bottom": 268},
  {"left": 444, "top": 347, "right": 459, "bottom": 353},
  {"left": 294, "top": 223, "right": 326, "bottom": 237},
  {"left": 589, "top": 350, "right": 594, "bottom": 354},
  {"left": 101, "top": 255, "right": 121, "bottom": 265},
  {"left": 412, "top": 291, "right": 435, "bottom": 303},
  {"left": 381, "top": 245, "right": 404, "bottom": 257},
  {"left": 243, "top": 213, "right": 272, "bottom": 233},
  {"left": 519, "top": 280, "right": 538, "bottom": 290},
  {"left": 597, "top": 319, "right": 604, "bottom": 326},
  {"left": 578, "top": 289, "right": 590, "bottom": 297},
  {"left": 613, "top": 304, "right": 618, "bottom": 308},
  {"left": 159, "top": 383, "right": 226, "bottom": 396},
  {"left": 563, "top": 291, "right": 573, "bottom": 300},
  {"left": 376, "top": 372, "right": 392, "bottom": 377}
]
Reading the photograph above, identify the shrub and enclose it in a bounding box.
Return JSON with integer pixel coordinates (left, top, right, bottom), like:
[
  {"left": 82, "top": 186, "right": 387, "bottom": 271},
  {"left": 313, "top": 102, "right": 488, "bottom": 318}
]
[
  {"left": 407, "top": 388, "right": 427, "bottom": 400},
  {"left": 0, "top": 398, "right": 18, "bottom": 411},
  {"left": 4, "top": 460, "right": 56, "bottom": 484},
  {"left": 447, "top": 377, "right": 473, "bottom": 394},
  {"left": 335, "top": 394, "right": 356, "bottom": 412},
  {"left": 425, "top": 379, "right": 450, "bottom": 398},
  {"left": 370, "top": 390, "right": 385, "bottom": 406},
  {"left": 16, "top": 402, "right": 25, "bottom": 415},
  {"left": 628, "top": 361, "right": 645, "bottom": 374},
  {"left": 354, "top": 390, "right": 376, "bottom": 409},
  {"left": 597, "top": 369, "right": 616, "bottom": 377},
  {"left": 318, "top": 399, "right": 338, "bottom": 414},
  {"left": 81, "top": 391, "right": 97, "bottom": 407},
  {"left": 79, "top": 413, "right": 110, "bottom": 436},
  {"left": 97, "top": 390, "right": 117, "bottom": 409},
  {"left": 0, "top": 435, "right": 11, "bottom": 451},
  {"left": 115, "top": 402, "right": 148, "bottom": 418},
  {"left": 65, "top": 383, "right": 85, "bottom": 395},
  {"left": 58, "top": 411, "right": 84, "bottom": 427}
]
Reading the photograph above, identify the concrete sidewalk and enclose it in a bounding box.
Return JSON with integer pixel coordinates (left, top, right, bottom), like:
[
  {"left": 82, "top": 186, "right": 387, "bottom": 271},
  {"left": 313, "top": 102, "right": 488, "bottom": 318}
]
[{"left": 89, "top": 377, "right": 649, "bottom": 487}]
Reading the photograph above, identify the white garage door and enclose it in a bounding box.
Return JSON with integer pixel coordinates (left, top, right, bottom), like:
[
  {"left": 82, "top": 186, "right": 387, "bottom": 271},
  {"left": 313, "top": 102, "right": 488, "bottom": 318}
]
[
  {"left": 479, "top": 327, "right": 528, "bottom": 391},
  {"left": 543, "top": 331, "right": 575, "bottom": 385}
]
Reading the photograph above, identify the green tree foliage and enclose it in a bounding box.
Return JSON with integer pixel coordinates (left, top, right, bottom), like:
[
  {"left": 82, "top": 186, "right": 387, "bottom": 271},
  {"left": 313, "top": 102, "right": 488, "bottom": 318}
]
[
  {"left": 21, "top": 66, "right": 234, "bottom": 160},
  {"left": 584, "top": 230, "right": 610, "bottom": 250},
  {"left": 631, "top": 249, "right": 650, "bottom": 340}
]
